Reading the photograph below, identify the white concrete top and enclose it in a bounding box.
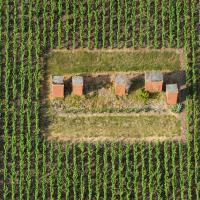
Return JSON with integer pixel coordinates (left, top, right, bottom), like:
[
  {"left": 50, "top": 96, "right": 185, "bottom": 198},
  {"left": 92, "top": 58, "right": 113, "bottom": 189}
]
[
  {"left": 52, "top": 75, "right": 64, "bottom": 84},
  {"left": 72, "top": 76, "right": 83, "bottom": 85},
  {"left": 145, "top": 71, "right": 163, "bottom": 82},
  {"left": 115, "top": 75, "right": 127, "bottom": 85},
  {"left": 166, "top": 84, "right": 178, "bottom": 92}
]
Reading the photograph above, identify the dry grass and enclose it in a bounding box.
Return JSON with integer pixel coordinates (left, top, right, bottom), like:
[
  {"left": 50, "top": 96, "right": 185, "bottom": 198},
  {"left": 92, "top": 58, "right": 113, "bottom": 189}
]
[{"left": 46, "top": 114, "right": 181, "bottom": 140}]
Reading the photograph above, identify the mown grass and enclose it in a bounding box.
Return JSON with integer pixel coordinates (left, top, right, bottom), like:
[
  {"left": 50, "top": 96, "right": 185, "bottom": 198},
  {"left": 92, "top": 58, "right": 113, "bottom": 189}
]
[
  {"left": 47, "top": 114, "right": 181, "bottom": 140},
  {"left": 46, "top": 49, "right": 181, "bottom": 74}
]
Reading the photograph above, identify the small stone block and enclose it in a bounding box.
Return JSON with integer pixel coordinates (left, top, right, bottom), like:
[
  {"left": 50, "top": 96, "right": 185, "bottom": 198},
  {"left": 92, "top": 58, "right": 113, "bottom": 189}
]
[
  {"left": 166, "top": 84, "right": 178, "bottom": 105},
  {"left": 72, "top": 76, "right": 83, "bottom": 85},
  {"left": 52, "top": 75, "right": 64, "bottom": 84}
]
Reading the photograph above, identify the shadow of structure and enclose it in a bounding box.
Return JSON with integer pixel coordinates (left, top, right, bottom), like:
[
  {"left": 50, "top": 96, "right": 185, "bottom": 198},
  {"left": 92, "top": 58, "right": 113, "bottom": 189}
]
[
  {"left": 128, "top": 74, "right": 144, "bottom": 93},
  {"left": 63, "top": 74, "right": 111, "bottom": 95},
  {"left": 63, "top": 77, "right": 72, "bottom": 96},
  {"left": 83, "top": 74, "right": 111, "bottom": 94}
]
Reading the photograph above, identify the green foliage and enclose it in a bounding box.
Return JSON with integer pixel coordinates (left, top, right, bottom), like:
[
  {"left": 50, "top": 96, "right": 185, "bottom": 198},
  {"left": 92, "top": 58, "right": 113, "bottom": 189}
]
[
  {"left": 169, "top": 0, "right": 175, "bottom": 47},
  {"left": 102, "top": 0, "right": 106, "bottom": 48},
  {"left": 131, "top": 0, "right": 136, "bottom": 47},
  {"left": 103, "top": 144, "right": 108, "bottom": 200},
  {"left": 87, "top": 0, "right": 92, "bottom": 48},
  {"left": 73, "top": 0, "right": 77, "bottom": 48},
  {"left": 161, "top": 0, "right": 166, "bottom": 47},
  {"left": 57, "top": 0, "right": 62, "bottom": 48},
  {"left": 1, "top": 0, "right": 198, "bottom": 199},
  {"left": 138, "top": 88, "right": 150, "bottom": 101},
  {"left": 109, "top": 0, "right": 114, "bottom": 48},
  {"left": 117, "top": 0, "right": 122, "bottom": 48},
  {"left": 146, "top": 0, "right": 151, "bottom": 47},
  {"left": 65, "top": 0, "right": 70, "bottom": 47},
  {"left": 170, "top": 103, "right": 183, "bottom": 113},
  {"left": 124, "top": 0, "right": 130, "bottom": 47},
  {"left": 94, "top": 0, "right": 99, "bottom": 48},
  {"left": 139, "top": 0, "right": 144, "bottom": 47},
  {"left": 154, "top": 0, "right": 159, "bottom": 48}
]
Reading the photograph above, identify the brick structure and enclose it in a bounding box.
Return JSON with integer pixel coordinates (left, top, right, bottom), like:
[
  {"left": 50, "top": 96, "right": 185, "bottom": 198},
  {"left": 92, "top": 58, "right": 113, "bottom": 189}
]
[
  {"left": 145, "top": 71, "right": 163, "bottom": 92},
  {"left": 51, "top": 75, "right": 64, "bottom": 99},
  {"left": 166, "top": 84, "right": 178, "bottom": 105},
  {"left": 72, "top": 76, "right": 83, "bottom": 96},
  {"left": 115, "top": 75, "right": 127, "bottom": 96}
]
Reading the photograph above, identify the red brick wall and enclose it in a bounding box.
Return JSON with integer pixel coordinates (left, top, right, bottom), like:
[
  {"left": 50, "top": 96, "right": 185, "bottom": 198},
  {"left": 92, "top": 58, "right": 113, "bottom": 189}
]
[
  {"left": 72, "top": 85, "right": 83, "bottom": 96},
  {"left": 145, "top": 81, "right": 163, "bottom": 92},
  {"left": 52, "top": 84, "right": 64, "bottom": 98},
  {"left": 166, "top": 92, "right": 178, "bottom": 105},
  {"left": 115, "top": 85, "right": 126, "bottom": 96}
]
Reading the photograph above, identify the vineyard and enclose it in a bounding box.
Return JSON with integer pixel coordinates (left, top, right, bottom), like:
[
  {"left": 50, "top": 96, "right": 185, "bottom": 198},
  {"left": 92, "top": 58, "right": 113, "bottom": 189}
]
[{"left": 0, "top": 0, "right": 199, "bottom": 199}]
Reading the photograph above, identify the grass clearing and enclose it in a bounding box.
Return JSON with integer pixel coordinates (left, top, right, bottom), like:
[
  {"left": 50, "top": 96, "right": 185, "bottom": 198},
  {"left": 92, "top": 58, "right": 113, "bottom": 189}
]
[
  {"left": 47, "top": 114, "right": 181, "bottom": 140},
  {"left": 46, "top": 49, "right": 181, "bottom": 74}
]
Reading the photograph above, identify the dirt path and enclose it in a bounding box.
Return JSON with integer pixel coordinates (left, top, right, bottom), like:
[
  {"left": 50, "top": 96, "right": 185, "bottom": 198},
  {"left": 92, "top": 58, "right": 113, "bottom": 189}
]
[
  {"left": 57, "top": 111, "right": 179, "bottom": 118},
  {"left": 47, "top": 135, "right": 183, "bottom": 143}
]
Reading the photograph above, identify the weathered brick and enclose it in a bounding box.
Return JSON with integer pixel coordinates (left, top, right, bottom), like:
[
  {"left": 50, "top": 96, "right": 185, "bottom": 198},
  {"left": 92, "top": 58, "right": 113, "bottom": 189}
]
[
  {"left": 51, "top": 75, "right": 64, "bottom": 99},
  {"left": 145, "top": 71, "right": 163, "bottom": 92},
  {"left": 166, "top": 84, "right": 179, "bottom": 105},
  {"left": 115, "top": 75, "right": 127, "bottom": 96},
  {"left": 72, "top": 76, "right": 83, "bottom": 96},
  {"left": 52, "top": 84, "right": 64, "bottom": 98}
]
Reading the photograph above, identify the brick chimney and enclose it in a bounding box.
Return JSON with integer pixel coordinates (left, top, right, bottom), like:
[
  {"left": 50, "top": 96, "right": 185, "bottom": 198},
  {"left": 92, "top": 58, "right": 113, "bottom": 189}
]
[
  {"left": 72, "top": 76, "right": 83, "bottom": 96},
  {"left": 51, "top": 75, "right": 64, "bottom": 99},
  {"left": 145, "top": 71, "right": 163, "bottom": 92},
  {"left": 166, "top": 84, "right": 179, "bottom": 105},
  {"left": 115, "top": 75, "right": 127, "bottom": 96}
]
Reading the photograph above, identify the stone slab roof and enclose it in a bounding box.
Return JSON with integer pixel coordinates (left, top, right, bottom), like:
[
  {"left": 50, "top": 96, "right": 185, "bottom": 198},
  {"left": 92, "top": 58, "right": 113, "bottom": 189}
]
[
  {"left": 145, "top": 71, "right": 163, "bottom": 82},
  {"left": 72, "top": 76, "right": 83, "bottom": 85},
  {"left": 115, "top": 75, "right": 127, "bottom": 85},
  {"left": 166, "top": 84, "right": 178, "bottom": 92},
  {"left": 52, "top": 75, "right": 64, "bottom": 84}
]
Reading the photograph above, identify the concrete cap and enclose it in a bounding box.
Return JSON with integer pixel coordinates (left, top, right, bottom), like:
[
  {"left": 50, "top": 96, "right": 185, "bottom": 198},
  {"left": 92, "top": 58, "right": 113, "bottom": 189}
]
[
  {"left": 166, "top": 84, "right": 178, "bottom": 92},
  {"left": 115, "top": 75, "right": 127, "bottom": 85},
  {"left": 72, "top": 76, "right": 83, "bottom": 85},
  {"left": 52, "top": 75, "right": 64, "bottom": 84},
  {"left": 145, "top": 71, "right": 163, "bottom": 82}
]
